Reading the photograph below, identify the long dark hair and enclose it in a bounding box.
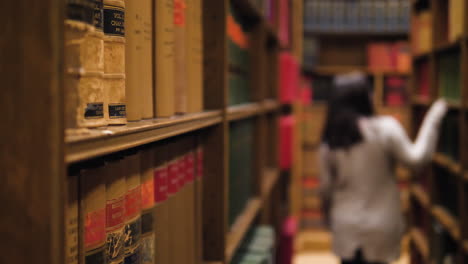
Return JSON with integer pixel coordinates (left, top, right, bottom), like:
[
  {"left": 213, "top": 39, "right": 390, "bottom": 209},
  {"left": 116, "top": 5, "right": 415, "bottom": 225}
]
[{"left": 321, "top": 73, "right": 375, "bottom": 150}]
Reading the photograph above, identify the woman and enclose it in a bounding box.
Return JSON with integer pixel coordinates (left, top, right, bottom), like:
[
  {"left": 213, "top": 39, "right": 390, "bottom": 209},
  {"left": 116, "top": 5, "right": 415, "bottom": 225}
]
[{"left": 318, "top": 73, "right": 447, "bottom": 264}]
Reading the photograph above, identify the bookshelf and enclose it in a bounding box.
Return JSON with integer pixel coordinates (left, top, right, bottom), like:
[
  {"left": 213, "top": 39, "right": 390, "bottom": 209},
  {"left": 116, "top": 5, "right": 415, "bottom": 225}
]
[
  {"left": 0, "top": 0, "right": 303, "bottom": 263},
  {"left": 409, "top": 0, "right": 468, "bottom": 263}
]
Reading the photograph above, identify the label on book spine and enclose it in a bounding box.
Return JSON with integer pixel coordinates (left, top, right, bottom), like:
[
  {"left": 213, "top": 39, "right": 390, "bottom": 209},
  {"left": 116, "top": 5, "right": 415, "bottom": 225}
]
[
  {"left": 154, "top": 166, "right": 168, "bottom": 203},
  {"left": 186, "top": 152, "right": 195, "bottom": 183},
  {"left": 178, "top": 156, "right": 186, "bottom": 188},
  {"left": 105, "top": 196, "right": 125, "bottom": 263},
  {"left": 168, "top": 161, "right": 179, "bottom": 194},
  {"left": 124, "top": 186, "right": 141, "bottom": 264},
  {"left": 85, "top": 208, "right": 106, "bottom": 249},
  {"left": 104, "top": 4, "right": 125, "bottom": 36},
  {"left": 140, "top": 210, "right": 154, "bottom": 264},
  {"left": 93, "top": 0, "right": 104, "bottom": 31},
  {"left": 84, "top": 102, "right": 104, "bottom": 119},
  {"left": 109, "top": 103, "right": 127, "bottom": 119},
  {"left": 197, "top": 147, "right": 203, "bottom": 179}
]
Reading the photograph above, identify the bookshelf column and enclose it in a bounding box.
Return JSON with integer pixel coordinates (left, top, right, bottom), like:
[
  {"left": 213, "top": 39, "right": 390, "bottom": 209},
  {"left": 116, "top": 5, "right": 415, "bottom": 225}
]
[{"left": 0, "top": 0, "right": 65, "bottom": 263}]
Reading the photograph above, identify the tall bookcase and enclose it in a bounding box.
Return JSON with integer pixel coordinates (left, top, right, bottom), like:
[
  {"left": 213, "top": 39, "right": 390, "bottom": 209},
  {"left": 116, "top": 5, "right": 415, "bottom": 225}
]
[
  {"left": 0, "top": 0, "right": 303, "bottom": 263},
  {"left": 409, "top": 0, "right": 468, "bottom": 263}
]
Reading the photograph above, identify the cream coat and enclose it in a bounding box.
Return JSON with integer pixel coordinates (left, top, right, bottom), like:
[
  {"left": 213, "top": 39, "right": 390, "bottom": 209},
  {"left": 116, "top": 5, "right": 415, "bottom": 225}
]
[{"left": 318, "top": 99, "right": 447, "bottom": 263}]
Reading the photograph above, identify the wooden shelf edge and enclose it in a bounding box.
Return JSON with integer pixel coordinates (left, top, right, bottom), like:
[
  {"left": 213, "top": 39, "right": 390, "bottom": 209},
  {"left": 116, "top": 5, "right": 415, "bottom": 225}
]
[
  {"left": 304, "top": 30, "right": 409, "bottom": 38},
  {"left": 410, "top": 228, "right": 430, "bottom": 260},
  {"left": 228, "top": 103, "right": 262, "bottom": 122},
  {"left": 262, "top": 99, "right": 280, "bottom": 113},
  {"left": 410, "top": 184, "right": 430, "bottom": 209},
  {"left": 432, "top": 153, "right": 462, "bottom": 175},
  {"left": 225, "top": 198, "right": 262, "bottom": 262},
  {"left": 261, "top": 168, "right": 280, "bottom": 200},
  {"left": 307, "top": 65, "right": 410, "bottom": 76},
  {"left": 410, "top": 227, "right": 429, "bottom": 260},
  {"left": 431, "top": 206, "right": 461, "bottom": 241},
  {"left": 66, "top": 111, "right": 222, "bottom": 163}
]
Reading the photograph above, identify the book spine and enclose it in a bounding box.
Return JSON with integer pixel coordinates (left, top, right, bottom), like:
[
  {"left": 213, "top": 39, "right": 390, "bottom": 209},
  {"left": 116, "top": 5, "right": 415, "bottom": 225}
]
[
  {"left": 105, "top": 160, "right": 126, "bottom": 264},
  {"left": 186, "top": 0, "right": 197, "bottom": 113},
  {"left": 167, "top": 140, "right": 181, "bottom": 264},
  {"left": 104, "top": 0, "right": 127, "bottom": 124},
  {"left": 155, "top": 0, "right": 175, "bottom": 117},
  {"left": 140, "top": 149, "right": 155, "bottom": 264},
  {"left": 153, "top": 145, "right": 170, "bottom": 264},
  {"left": 65, "top": 0, "right": 107, "bottom": 129},
  {"left": 195, "top": 139, "right": 204, "bottom": 264},
  {"left": 124, "top": 0, "right": 142, "bottom": 122},
  {"left": 80, "top": 165, "right": 107, "bottom": 264},
  {"left": 141, "top": 0, "right": 154, "bottom": 119},
  {"left": 124, "top": 153, "right": 142, "bottom": 264},
  {"left": 194, "top": 0, "right": 203, "bottom": 112},
  {"left": 66, "top": 174, "right": 79, "bottom": 264},
  {"left": 174, "top": 0, "right": 188, "bottom": 114}
]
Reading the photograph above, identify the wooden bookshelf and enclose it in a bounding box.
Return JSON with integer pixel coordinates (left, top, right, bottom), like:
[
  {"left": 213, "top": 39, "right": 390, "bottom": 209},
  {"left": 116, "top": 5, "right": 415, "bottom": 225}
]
[
  {"left": 410, "top": 227, "right": 430, "bottom": 260},
  {"left": 0, "top": 0, "right": 302, "bottom": 262},
  {"left": 66, "top": 111, "right": 223, "bottom": 163},
  {"left": 411, "top": 184, "right": 431, "bottom": 209},
  {"left": 409, "top": 1, "right": 468, "bottom": 262},
  {"left": 431, "top": 206, "right": 461, "bottom": 241},
  {"left": 225, "top": 198, "right": 262, "bottom": 262}
]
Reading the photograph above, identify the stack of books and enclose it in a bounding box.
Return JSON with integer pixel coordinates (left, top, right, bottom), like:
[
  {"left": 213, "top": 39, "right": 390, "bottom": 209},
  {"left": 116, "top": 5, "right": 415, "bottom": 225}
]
[{"left": 304, "top": 0, "right": 410, "bottom": 33}]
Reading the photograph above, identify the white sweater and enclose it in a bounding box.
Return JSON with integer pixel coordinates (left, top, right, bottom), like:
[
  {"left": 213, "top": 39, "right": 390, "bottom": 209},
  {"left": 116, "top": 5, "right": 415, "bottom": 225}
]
[{"left": 318, "top": 99, "right": 447, "bottom": 263}]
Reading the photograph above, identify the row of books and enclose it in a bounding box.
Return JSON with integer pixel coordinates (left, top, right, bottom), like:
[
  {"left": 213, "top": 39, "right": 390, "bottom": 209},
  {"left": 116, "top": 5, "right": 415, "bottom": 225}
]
[
  {"left": 228, "top": 4, "right": 252, "bottom": 106},
  {"left": 438, "top": 52, "right": 461, "bottom": 101},
  {"left": 66, "top": 135, "right": 204, "bottom": 264},
  {"left": 229, "top": 119, "right": 255, "bottom": 226},
  {"left": 231, "top": 225, "right": 276, "bottom": 264},
  {"left": 438, "top": 112, "right": 460, "bottom": 161},
  {"left": 304, "top": 0, "right": 410, "bottom": 33},
  {"left": 65, "top": 0, "right": 203, "bottom": 130},
  {"left": 367, "top": 42, "right": 411, "bottom": 73},
  {"left": 411, "top": 11, "right": 432, "bottom": 54}
]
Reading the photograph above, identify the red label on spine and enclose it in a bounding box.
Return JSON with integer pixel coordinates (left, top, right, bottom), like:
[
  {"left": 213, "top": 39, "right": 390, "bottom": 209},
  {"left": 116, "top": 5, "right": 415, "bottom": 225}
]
[
  {"left": 168, "top": 160, "right": 179, "bottom": 194},
  {"left": 186, "top": 152, "right": 195, "bottom": 183},
  {"left": 106, "top": 196, "right": 125, "bottom": 231},
  {"left": 141, "top": 178, "right": 155, "bottom": 209},
  {"left": 154, "top": 166, "right": 168, "bottom": 203},
  {"left": 125, "top": 186, "right": 141, "bottom": 218},
  {"left": 84, "top": 208, "right": 106, "bottom": 249},
  {"left": 178, "top": 156, "right": 186, "bottom": 188},
  {"left": 197, "top": 147, "right": 203, "bottom": 179}
]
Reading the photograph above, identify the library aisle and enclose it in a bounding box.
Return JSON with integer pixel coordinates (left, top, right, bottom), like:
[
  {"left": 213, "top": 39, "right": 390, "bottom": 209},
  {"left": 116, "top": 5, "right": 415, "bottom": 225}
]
[{"left": 2, "top": 0, "right": 468, "bottom": 263}]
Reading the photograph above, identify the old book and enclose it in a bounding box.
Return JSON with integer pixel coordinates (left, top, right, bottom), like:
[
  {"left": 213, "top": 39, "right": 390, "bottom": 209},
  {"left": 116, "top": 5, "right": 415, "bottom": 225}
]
[
  {"left": 65, "top": 0, "right": 106, "bottom": 129},
  {"left": 449, "top": 0, "right": 465, "bottom": 43},
  {"left": 140, "top": 149, "right": 155, "bottom": 264},
  {"left": 174, "top": 0, "right": 187, "bottom": 114},
  {"left": 184, "top": 139, "right": 196, "bottom": 264},
  {"left": 195, "top": 139, "right": 204, "bottom": 264},
  {"left": 154, "top": 0, "right": 175, "bottom": 117},
  {"left": 80, "top": 163, "right": 106, "bottom": 264},
  {"left": 104, "top": 0, "right": 127, "bottom": 124},
  {"left": 66, "top": 172, "right": 79, "bottom": 264},
  {"left": 125, "top": 0, "right": 142, "bottom": 121},
  {"left": 153, "top": 144, "right": 170, "bottom": 264},
  {"left": 104, "top": 158, "right": 126, "bottom": 264},
  {"left": 167, "top": 140, "right": 183, "bottom": 264},
  {"left": 141, "top": 0, "right": 154, "bottom": 119},
  {"left": 185, "top": 0, "right": 203, "bottom": 113},
  {"left": 124, "top": 153, "right": 142, "bottom": 264}
]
